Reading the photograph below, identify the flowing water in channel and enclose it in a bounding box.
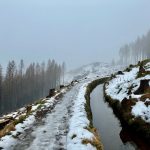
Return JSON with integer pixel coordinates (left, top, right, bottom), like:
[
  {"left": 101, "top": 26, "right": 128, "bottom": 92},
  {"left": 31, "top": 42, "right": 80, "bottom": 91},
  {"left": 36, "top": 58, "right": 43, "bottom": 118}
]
[{"left": 90, "top": 84, "right": 149, "bottom": 150}]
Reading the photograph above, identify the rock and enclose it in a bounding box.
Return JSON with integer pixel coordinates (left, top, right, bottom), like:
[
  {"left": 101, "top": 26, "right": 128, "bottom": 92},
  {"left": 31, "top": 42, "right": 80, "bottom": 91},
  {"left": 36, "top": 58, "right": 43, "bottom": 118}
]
[
  {"left": 117, "top": 71, "right": 124, "bottom": 75},
  {"left": 134, "top": 79, "right": 150, "bottom": 95}
]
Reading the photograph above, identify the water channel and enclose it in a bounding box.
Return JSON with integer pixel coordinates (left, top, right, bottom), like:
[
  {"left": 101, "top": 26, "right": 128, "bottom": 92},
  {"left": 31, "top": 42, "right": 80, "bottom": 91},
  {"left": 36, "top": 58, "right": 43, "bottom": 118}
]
[{"left": 90, "top": 84, "right": 149, "bottom": 150}]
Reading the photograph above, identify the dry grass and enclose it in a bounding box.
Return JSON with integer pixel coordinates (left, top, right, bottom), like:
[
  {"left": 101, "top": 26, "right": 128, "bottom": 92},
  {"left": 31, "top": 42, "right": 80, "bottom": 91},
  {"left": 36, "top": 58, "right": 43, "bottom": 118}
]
[
  {"left": 141, "top": 94, "right": 150, "bottom": 102},
  {"left": 82, "top": 136, "right": 103, "bottom": 150},
  {"left": 84, "top": 126, "right": 103, "bottom": 150},
  {"left": 0, "top": 122, "right": 15, "bottom": 138},
  {"left": 0, "top": 113, "right": 29, "bottom": 138},
  {"left": 14, "top": 115, "right": 27, "bottom": 125}
]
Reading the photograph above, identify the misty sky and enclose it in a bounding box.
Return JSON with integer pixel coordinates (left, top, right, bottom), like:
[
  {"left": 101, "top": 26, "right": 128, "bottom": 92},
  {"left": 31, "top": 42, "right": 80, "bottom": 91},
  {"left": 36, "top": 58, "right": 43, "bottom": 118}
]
[{"left": 0, "top": 0, "right": 150, "bottom": 70}]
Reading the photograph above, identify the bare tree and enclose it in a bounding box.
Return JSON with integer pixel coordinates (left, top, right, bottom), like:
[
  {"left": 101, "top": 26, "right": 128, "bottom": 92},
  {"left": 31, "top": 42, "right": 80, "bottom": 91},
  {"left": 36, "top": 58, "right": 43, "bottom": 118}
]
[
  {"left": 118, "top": 30, "right": 150, "bottom": 65},
  {"left": 0, "top": 59, "right": 64, "bottom": 116},
  {"left": 62, "top": 62, "right": 66, "bottom": 85}
]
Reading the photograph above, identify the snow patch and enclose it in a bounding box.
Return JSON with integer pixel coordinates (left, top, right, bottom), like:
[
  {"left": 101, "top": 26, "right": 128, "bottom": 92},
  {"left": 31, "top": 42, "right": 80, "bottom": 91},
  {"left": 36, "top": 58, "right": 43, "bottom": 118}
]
[
  {"left": 67, "top": 84, "right": 96, "bottom": 150},
  {"left": 0, "top": 87, "right": 68, "bottom": 150},
  {"left": 0, "top": 115, "right": 36, "bottom": 150},
  {"left": 132, "top": 100, "right": 150, "bottom": 122},
  {"left": 106, "top": 67, "right": 139, "bottom": 102}
]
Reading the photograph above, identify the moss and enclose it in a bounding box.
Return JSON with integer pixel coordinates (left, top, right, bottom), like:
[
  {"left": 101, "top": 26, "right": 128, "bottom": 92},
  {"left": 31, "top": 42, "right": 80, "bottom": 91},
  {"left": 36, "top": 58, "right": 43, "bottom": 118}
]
[
  {"left": 129, "top": 64, "right": 134, "bottom": 68},
  {"left": 136, "top": 59, "right": 150, "bottom": 78},
  {"left": 125, "top": 67, "right": 131, "bottom": 72},
  {"left": 84, "top": 77, "right": 109, "bottom": 127},
  {"left": 35, "top": 99, "right": 45, "bottom": 105},
  {"left": 141, "top": 59, "right": 150, "bottom": 66},
  {"left": 137, "top": 71, "right": 150, "bottom": 79},
  {"left": 14, "top": 115, "right": 27, "bottom": 125},
  {"left": 84, "top": 77, "right": 109, "bottom": 150},
  {"left": 37, "top": 104, "right": 43, "bottom": 110}
]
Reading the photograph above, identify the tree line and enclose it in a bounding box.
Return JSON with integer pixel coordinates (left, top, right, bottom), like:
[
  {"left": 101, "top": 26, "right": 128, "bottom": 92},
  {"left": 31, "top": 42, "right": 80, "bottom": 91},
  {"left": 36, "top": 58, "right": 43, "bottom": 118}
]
[
  {"left": 118, "top": 30, "right": 150, "bottom": 65},
  {"left": 0, "top": 59, "right": 65, "bottom": 116}
]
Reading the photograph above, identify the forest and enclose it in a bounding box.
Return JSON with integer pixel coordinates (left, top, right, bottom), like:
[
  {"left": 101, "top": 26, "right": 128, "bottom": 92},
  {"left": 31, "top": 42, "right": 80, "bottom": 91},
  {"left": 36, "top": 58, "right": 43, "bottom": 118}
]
[
  {"left": 118, "top": 30, "right": 150, "bottom": 65},
  {"left": 0, "top": 59, "right": 65, "bottom": 116}
]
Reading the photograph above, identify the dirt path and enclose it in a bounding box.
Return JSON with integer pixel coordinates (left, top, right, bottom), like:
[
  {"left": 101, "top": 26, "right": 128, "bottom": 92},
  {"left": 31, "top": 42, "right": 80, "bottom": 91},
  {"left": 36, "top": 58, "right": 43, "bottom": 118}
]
[{"left": 12, "top": 83, "right": 82, "bottom": 150}]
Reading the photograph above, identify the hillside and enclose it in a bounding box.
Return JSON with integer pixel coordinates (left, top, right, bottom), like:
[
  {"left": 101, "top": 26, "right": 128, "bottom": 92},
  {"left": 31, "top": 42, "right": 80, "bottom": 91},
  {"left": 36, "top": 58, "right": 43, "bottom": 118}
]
[
  {"left": 0, "top": 62, "right": 122, "bottom": 150},
  {"left": 65, "top": 62, "right": 121, "bottom": 83},
  {"left": 104, "top": 59, "right": 150, "bottom": 142}
]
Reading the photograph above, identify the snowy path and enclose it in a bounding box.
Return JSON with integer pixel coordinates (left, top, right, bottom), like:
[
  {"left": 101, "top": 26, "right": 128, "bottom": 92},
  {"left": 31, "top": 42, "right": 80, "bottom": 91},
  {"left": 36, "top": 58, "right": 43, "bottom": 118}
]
[
  {"left": 12, "top": 83, "right": 82, "bottom": 150},
  {"left": 0, "top": 64, "right": 122, "bottom": 150}
]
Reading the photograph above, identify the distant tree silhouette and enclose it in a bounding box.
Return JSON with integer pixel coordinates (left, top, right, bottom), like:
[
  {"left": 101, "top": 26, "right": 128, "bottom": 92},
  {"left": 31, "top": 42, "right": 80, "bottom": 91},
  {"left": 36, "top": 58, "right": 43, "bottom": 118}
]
[
  {"left": 0, "top": 59, "right": 65, "bottom": 116},
  {"left": 118, "top": 30, "right": 150, "bottom": 65}
]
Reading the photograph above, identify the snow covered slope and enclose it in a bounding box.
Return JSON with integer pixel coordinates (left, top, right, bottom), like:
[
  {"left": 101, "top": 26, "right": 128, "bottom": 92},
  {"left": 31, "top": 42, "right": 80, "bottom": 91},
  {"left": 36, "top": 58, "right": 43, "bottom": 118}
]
[
  {"left": 65, "top": 62, "right": 122, "bottom": 83},
  {"left": 0, "top": 62, "right": 122, "bottom": 150},
  {"left": 105, "top": 60, "right": 150, "bottom": 122},
  {"left": 105, "top": 59, "right": 150, "bottom": 142}
]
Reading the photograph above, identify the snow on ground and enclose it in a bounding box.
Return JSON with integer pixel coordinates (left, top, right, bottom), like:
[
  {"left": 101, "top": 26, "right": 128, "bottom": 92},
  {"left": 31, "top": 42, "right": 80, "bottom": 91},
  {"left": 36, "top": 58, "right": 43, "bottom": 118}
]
[
  {"left": 67, "top": 65, "right": 123, "bottom": 150},
  {"left": 105, "top": 67, "right": 139, "bottom": 101},
  {"left": 0, "top": 88, "right": 68, "bottom": 150},
  {"left": 24, "top": 84, "right": 80, "bottom": 150},
  {"left": 132, "top": 100, "right": 150, "bottom": 123},
  {"left": 65, "top": 62, "right": 123, "bottom": 83},
  {"left": 106, "top": 61, "right": 150, "bottom": 123},
  {"left": 0, "top": 81, "right": 96, "bottom": 150},
  {"left": 0, "top": 63, "right": 123, "bottom": 150},
  {"left": 106, "top": 67, "right": 150, "bottom": 101},
  {"left": 67, "top": 83, "right": 96, "bottom": 150},
  {"left": 0, "top": 115, "right": 36, "bottom": 150}
]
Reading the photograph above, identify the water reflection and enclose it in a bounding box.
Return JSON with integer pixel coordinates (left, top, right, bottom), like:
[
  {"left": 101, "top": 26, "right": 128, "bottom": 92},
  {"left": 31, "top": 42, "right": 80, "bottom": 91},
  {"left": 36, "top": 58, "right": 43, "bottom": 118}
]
[{"left": 90, "top": 84, "right": 150, "bottom": 150}]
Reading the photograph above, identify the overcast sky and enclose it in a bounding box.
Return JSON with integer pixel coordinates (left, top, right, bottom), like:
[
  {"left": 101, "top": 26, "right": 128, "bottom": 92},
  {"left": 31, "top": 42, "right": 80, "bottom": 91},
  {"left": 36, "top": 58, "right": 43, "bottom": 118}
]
[{"left": 0, "top": 0, "right": 150, "bottom": 70}]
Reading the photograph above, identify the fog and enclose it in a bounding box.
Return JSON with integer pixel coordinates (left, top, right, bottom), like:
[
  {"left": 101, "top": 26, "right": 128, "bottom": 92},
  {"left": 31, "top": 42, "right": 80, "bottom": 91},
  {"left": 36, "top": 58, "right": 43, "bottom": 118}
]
[{"left": 0, "top": 0, "right": 150, "bottom": 70}]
